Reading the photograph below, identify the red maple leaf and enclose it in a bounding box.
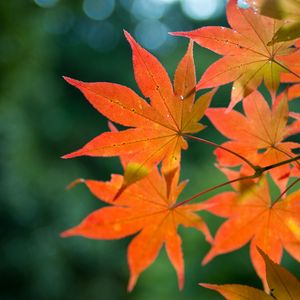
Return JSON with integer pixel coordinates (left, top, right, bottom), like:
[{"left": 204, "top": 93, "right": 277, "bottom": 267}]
[
  {"left": 63, "top": 32, "right": 214, "bottom": 188},
  {"left": 172, "top": 0, "right": 298, "bottom": 109},
  {"left": 206, "top": 90, "right": 300, "bottom": 192},
  {"left": 61, "top": 167, "right": 212, "bottom": 291},
  {"left": 201, "top": 176, "right": 300, "bottom": 288}
]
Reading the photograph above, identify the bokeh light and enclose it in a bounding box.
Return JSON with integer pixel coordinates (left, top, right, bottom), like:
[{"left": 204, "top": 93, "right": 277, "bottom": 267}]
[
  {"left": 135, "top": 19, "right": 169, "bottom": 50},
  {"left": 34, "top": 0, "right": 59, "bottom": 8},
  {"left": 238, "top": 0, "right": 250, "bottom": 8},
  {"left": 181, "top": 0, "right": 225, "bottom": 20},
  {"left": 83, "top": 0, "right": 115, "bottom": 21},
  {"left": 131, "top": 0, "right": 168, "bottom": 20},
  {"left": 83, "top": 21, "right": 120, "bottom": 52},
  {"left": 157, "top": 0, "right": 178, "bottom": 3}
]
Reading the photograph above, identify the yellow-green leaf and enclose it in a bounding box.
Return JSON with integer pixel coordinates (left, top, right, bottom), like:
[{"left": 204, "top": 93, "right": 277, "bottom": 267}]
[
  {"left": 247, "top": 0, "right": 300, "bottom": 43},
  {"left": 123, "top": 162, "right": 150, "bottom": 187},
  {"left": 200, "top": 283, "right": 273, "bottom": 300},
  {"left": 258, "top": 248, "right": 300, "bottom": 299}
]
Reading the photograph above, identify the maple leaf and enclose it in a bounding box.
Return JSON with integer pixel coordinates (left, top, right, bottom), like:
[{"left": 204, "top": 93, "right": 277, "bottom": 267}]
[
  {"left": 287, "top": 83, "right": 300, "bottom": 100},
  {"left": 63, "top": 32, "right": 214, "bottom": 188},
  {"left": 206, "top": 90, "right": 300, "bottom": 192},
  {"left": 246, "top": 0, "right": 300, "bottom": 44},
  {"left": 260, "top": 248, "right": 300, "bottom": 299},
  {"left": 201, "top": 166, "right": 257, "bottom": 219},
  {"left": 201, "top": 176, "right": 300, "bottom": 287},
  {"left": 200, "top": 249, "right": 300, "bottom": 300},
  {"left": 61, "top": 166, "right": 212, "bottom": 291},
  {"left": 201, "top": 284, "right": 273, "bottom": 300},
  {"left": 280, "top": 41, "right": 300, "bottom": 100},
  {"left": 172, "top": 0, "right": 298, "bottom": 109}
]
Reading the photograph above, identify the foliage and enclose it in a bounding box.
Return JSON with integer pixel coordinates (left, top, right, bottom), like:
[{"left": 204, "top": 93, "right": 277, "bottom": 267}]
[
  {"left": 62, "top": 0, "right": 300, "bottom": 297},
  {"left": 201, "top": 248, "right": 300, "bottom": 299},
  {"left": 246, "top": 0, "right": 300, "bottom": 44}
]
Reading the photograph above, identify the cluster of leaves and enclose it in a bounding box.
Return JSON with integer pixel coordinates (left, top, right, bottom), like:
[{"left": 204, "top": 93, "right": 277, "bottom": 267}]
[{"left": 62, "top": 0, "right": 300, "bottom": 297}]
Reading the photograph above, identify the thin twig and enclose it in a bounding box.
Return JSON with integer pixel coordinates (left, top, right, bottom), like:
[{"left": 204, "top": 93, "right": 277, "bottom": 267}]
[
  {"left": 174, "top": 154, "right": 300, "bottom": 208},
  {"left": 272, "top": 177, "right": 300, "bottom": 206},
  {"left": 272, "top": 145, "right": 300, "bottom": 167},
  {"left": 260, "top": 155, "right": 300, "bottom": 172},
  {"left": 172, "top": 174, "right": 256, "bottom": 208},
  {"left": 184, "top": 134, "right": 258, "bottom": 171},
  {"left": 273, "top": 59, "right": 300, "bottom": 81}
]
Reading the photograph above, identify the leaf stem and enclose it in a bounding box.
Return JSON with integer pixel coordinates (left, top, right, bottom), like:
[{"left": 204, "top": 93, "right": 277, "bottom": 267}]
[
  {"left": 273, "top": 59, "right": 300, "bottom": 81},
  {"left": 174, "top": 153, "right": 300, "bottom": 208},
  {"left": 272, "top": 145, "right": 300, "bottom": 167},
  {"left": 272, "top": 177, "right": 300, "bottom": 206},
  {"left": 172, "top": 174, "right": 256, "bottom": 209},
  {"left": 260, "top": 154, "right": 300, "bottom": 173},
  {"left": 184, "top": 134, "right": 258, "bottom": 171}
]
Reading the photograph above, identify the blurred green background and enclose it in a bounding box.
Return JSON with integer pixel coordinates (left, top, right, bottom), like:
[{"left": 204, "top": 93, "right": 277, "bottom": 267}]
[{"left": 1, "top": 0, "right": 299, "bottom": 299}]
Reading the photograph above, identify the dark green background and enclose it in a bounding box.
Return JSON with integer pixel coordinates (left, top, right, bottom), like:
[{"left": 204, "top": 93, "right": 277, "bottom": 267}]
[{"left": 1, "top": 1, "right": 299, "bottom": 299}]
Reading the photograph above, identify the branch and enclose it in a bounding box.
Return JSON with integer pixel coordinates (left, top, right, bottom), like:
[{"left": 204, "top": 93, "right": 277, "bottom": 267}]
[
  {"left": 172, "top": 174, "right": 256, "bottom": 209},
  {"left": 272, "top": 177, "right": 300, "bottom": 206},
  {"left": 174, "top": 154, "right": 300, "bottom": 208},
  {"left": 260, "top": 154, "right": 300, "bottom": 173},
  {"left": 184, "top": 134, "right": 258, "bottom": 171},
  {"left": 272, "top": 145, "right": 300, "bottom": 167},
  {"left": 273, "top": 59, "right": 300, "bottom": 81}
]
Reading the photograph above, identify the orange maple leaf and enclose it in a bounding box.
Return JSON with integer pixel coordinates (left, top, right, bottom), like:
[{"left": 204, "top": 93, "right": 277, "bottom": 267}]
[
  {"left": 280, "top": 41, "right": 300, "bottom": 100},
  {"left": 61, "top": 167, "right": 212, "bottom": 291},
  {"left": 63, "top": 32, "right": 214, "bottom": 187},
  {"left": 201, "top": 249, "right": 300, "bottom": 299},
  {"left": 172, "top": 0, "right": 298, "bottom": 109},
  {"left": 201, "top": 176, "right": 300, "bottom": 288},
  {"left": 206, "top": 90, "right": 300, "bottom": 192}
]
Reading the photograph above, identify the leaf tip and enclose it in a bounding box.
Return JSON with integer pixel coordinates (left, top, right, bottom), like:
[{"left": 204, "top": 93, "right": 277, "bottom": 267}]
[
  {"left": 65, "top": 178, "right": 86, "bottom": 190},
  {"left": 169, "top": 31, "right": 189, "bottom": 38},
  {"left": 124, "top": 30, "right": 134, "bottom": 44},
  {"left": 61, "top": 153, "right": 74, "bottom": 159},
  {"left": 60, "top": 228, "right": 75, "bottom": 238},
  {"left": 127, "top": 275, "right": 137, "bottom": 293},
  {"left": 201, "top": 251, "right": 214, "bottom": 266},
  {"left": 108, "top": 121, "right": 118, "bottom": 132},
  {"left": 61, "top": 149, "right": 84, "bottom": 159},
  {"left": 225, "top": 100, "right": 236, "bottom": 113},
  {"left": 63, "top": 76, "right": 79, "bottom": 86},
  {"left": 199, "top": 283, "right": 211, "bottom": 288},
  {"left": 256, "top": 247, "right": 267, "bottom": 259}
]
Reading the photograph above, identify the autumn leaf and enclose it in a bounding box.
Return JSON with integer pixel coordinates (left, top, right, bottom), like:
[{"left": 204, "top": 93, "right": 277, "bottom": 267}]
[
  {"left": 61, "top": 166, "right": 212, "bottom": 291},
  {"left": 259, "top": 248, "right": 300, "bottom": 299},
  {"left": 200, "top": 283, "right": 273, "bottom": 300},
  {"left": 287, "top": 111, "right": 300, "bottom": 140},
  {"left": 287, "top": 83, "right": 300, "bottom": 100},
  {"left": 63, "top": 32, "right": 214, "bottom": 188},
  {"left": 206, "top": 90, "right": 300, "bottom": 192},
  {"left": 200, "top": 166, "right": 257, "bottom": 219},
  {"left": 172, "top": 0, "right": 298, "bottom": 109},
  {"left": 280, "top": 41, "right": 300, "bottom": 100},
  {"left": 246, "top": 0, "right": 300, "bottom": 44},
  {"left": 201, "top": 176, "right": 300, "bottom": 288},
  {"left": 200, "top": 249, "right": 300, "bottom": 299}
]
